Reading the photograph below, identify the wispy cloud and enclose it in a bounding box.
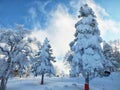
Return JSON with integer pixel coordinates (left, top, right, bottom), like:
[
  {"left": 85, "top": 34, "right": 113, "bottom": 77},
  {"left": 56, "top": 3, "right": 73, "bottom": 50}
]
[
  {"left": 28, "top": 7, "right": 37, "bottom": 20},
  {"left": 30, "top": 4, "right": 76, "bottom": 58},
  {"left": 53, "top": 60, "right": 70, "bottom": 75},
  {"left": 27, "top": 0, "right": 52, "bottom": 29},
  {"left": 34, "top": 0, "right": 52, "bottom": 14},
  {"left": 46, "top": 4, "right": 76, "bottom": 57},
  {"left": 29, "top": 0, "right": 120, "bottom": 60}
]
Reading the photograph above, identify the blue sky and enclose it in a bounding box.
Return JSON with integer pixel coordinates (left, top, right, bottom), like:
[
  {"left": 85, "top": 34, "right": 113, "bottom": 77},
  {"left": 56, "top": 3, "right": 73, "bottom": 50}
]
[
  {"left": 94, "top": 0, "right": 120, "bottom": 21},
  {"left": 0, "top": 0, "right": 120, "bottom": 58},
  {"left": 0, "top": 0, "right": 73, "bottom": 29},
  {"left": 1, "top": 0, "right": 120, "bottom": 29}
]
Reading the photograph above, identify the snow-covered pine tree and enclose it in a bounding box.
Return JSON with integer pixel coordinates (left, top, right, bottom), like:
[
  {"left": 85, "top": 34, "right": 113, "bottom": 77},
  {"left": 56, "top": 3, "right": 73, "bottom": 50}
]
[
  {"left": 109, "top": 39, "right": 120, "bottom": 65},
  {"left": 32, "top": 37, "right": 55, "bottom": 85},
  {"left": 69, "top": 4, "right": 111, "bottom": 90},
  {"left": 103, "top": 41, "right": 120, "bottom": 72}
]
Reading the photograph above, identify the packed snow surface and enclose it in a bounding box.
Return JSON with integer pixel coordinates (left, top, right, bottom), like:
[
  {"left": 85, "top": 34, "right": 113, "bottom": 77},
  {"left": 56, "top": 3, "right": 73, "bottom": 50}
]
[{"left": 6, "top": 72, "right": 120, "bottom": 90}]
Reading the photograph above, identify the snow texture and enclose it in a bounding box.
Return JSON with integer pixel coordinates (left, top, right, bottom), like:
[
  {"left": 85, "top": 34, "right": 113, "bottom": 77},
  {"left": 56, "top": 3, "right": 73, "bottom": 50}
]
[
  {"left": 0, "top": 28, "right": 33, "bottom": 90},
  {"left": 32, "top": 38, "right": 55, "bottom": 76},
  {"left": 6, "top": 72, "right": 120, "bottom": 90},
  {"left": 103, "top": 41, "right": 119, "bottom": 71},
  {"left": 69, "top": 4, "right": 110, "bottom": 78}
]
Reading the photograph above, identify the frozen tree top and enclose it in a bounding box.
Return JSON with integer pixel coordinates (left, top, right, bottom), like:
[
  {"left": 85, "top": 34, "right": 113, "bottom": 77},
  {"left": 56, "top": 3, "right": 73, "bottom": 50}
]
[
  {"left": 78, "top": 4, "right": 95, "bottom": 18},
  {"left": 75, "top": 4, "right": 100, "bottom": 35}
]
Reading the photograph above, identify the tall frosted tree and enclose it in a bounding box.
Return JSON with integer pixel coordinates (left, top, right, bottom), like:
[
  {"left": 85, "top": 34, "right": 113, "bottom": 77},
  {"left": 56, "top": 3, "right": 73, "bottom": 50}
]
[
  {"left": 69, "top": 4, "right": 111, "bottom": 90},
  {"left": 32, "top": 38, "right": 55, "bottom": 85},
  {"left": 0, "top": 28, "right": 32, "bottom": 90}
]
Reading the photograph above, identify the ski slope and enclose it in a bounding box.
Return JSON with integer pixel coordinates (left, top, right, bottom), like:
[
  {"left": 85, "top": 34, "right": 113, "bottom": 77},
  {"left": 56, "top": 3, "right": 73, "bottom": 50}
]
[{"left": 6, "top": 72, "right": 120, "bottom": 90}]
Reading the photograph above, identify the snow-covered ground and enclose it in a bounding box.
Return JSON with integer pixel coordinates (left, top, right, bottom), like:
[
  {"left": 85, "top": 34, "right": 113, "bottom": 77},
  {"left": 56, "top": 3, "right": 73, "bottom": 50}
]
[{"left": 6, "top": 72, "right": 120, "bottom": 90}]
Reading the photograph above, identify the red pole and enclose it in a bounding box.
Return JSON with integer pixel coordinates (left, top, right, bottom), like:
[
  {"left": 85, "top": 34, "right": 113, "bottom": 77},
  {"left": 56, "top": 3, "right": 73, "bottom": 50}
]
[
  {"left": 85, "top": 73, "right": 89, "bottom": 90},
  {"left": 84, "top": 83, "right": 89, "bottom": 90}
]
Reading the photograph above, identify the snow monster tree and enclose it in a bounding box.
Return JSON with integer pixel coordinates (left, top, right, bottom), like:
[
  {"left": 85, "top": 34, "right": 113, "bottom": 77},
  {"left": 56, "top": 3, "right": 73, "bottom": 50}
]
[
  {"left": 0, "top": 29, "right": 32, "bottom": 90},
  {"left": 32, "top": 38, "right": 56, "bottom": 85},
  {"left": 69, "top": 4, "right": 111, "bottom": 90}
]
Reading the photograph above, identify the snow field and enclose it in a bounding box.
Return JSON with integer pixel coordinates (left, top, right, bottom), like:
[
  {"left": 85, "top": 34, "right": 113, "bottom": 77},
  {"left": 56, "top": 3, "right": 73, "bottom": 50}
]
[
  {"left": 6, "top": 72, "right": 120, "bottom": 90},
  {"left": 7, "top": 77, "right": 83, "bottom": 90}
]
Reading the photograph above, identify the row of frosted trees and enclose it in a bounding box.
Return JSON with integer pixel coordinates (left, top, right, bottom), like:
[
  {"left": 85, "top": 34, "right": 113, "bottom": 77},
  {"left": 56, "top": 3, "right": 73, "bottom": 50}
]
[
  {"left": 0, "top": 4, "right": 120, "bottom": 90},
  {"left": 0, "top": 27, "right": 56, "bottom": 90}
]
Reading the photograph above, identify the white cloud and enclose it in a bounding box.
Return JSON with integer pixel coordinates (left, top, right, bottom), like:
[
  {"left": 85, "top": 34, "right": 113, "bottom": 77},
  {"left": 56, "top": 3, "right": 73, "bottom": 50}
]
[
  {"left": 28, "top": 0, "right": 52, "bottom": 29},
  {"left": 34, "top": 0, "right": 52, "bottom": 14},
  {"left": 30, "top": 4, "right": 76, "bottom": 58},
  {"left": 53, "top": 60, "right": 70, "bottom": 76},
  {"left": 46, "top": 4, "right": 76, "bottom": 57},
  {"left": 28, "top": 7, "right": 37, "bottom": 20},
  {"left": 30, "top": 0, "right": 120, "bottom": 60}
]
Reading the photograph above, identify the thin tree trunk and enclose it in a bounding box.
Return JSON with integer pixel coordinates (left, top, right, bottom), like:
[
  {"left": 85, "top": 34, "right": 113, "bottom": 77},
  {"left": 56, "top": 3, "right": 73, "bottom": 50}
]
[
  {"left": 85, "top": 75, "right": 89, "bottom": 84},
  {"left": 84, "top": 73, "right": 89, "bottom": 90},
  {"left": 41, "top": 74, "right": 44, "bottom": 85},
  {"left": 0, "top": 77, "right": 7, "bottom": 90}
]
